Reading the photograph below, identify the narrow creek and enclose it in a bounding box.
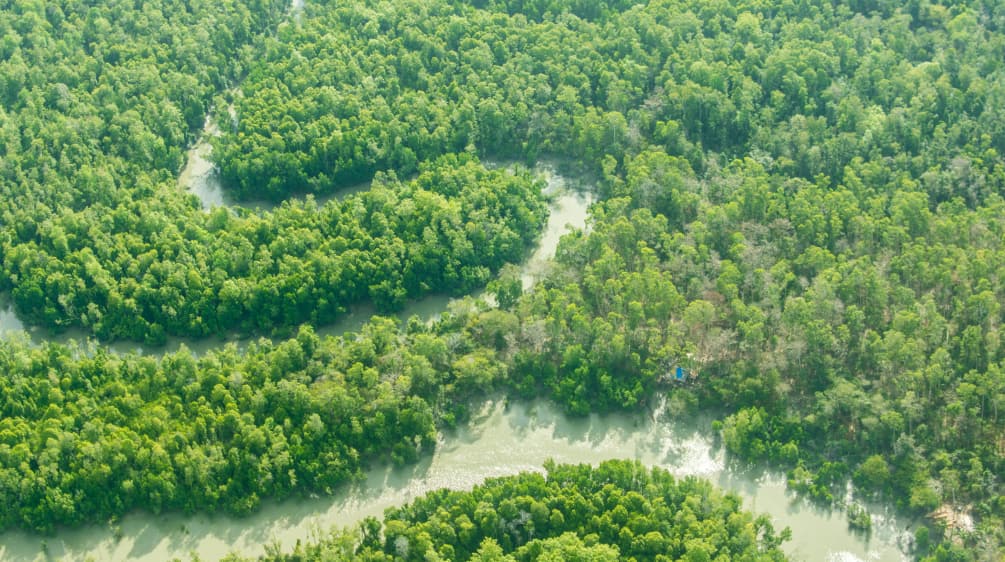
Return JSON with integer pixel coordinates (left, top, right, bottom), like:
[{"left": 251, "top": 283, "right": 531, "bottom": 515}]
[
  {"left": 0, "top": 400, "right": 913, "bottom": 562},
  {"left": 1, "top": 157, "right": 593, "bottom": 357}
]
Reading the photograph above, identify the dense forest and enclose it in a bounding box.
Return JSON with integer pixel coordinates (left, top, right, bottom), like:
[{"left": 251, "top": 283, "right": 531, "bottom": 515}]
[
  {"left": 223, "top": 461, "right": 791, "bottom": 561},
  {"left": 0, "top": 1, "right": 546, "bottom": 343},
  {"left": 1, "top": 0, "right": 1005, "bottom": 560},
  {"left": 223, "top": 0, "right": 1005, "bottom": 555}
]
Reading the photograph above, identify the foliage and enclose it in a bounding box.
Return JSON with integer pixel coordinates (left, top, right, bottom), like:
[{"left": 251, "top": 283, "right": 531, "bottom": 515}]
[
  {"left": 846, "top": 502, "right": 872, "bottom": 532},
  {"left": 0, "top": 316, "right": 513, "bottom": 531},
  {"left": 3, "top": 0, "right": 1005, "bottom": 558},
  {"left": 228, "top": 460, "right": 789, "bottom": 561},
  {"left": 0, "top": 2, "right": 546, "bottom": 343}
]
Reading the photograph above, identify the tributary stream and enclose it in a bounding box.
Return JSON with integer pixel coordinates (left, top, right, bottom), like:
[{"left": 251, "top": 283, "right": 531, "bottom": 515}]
[{"left": 1, "top": 159, "right": 591, "bottom": 356}]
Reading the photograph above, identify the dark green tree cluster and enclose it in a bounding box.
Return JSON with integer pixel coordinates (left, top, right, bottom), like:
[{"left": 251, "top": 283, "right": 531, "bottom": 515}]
[
  {"left": 0, "top": 1, "right": 547, "bottom": 344},
  {"left": 4, "top": 0, "right": 1005, "bottom": 558},
  {"left": 213, "top": 0, "right": 680, "bottom": 201},
  {"left": 5, "top": 154, "right": 545, "bottom": 343},
  {"left": 486, "top": 204, "right": 690, "bottom": 415},
  {"left": 516, "top": 127, "right": 1005, "bottom": 557},
  {"left": 442, "top": 0, "right": 1005, "bottom": 553},
  {"left": 230, "top": 460, "right": 789, "bottom": 561},
  {"left": 0, "top": 0, "right": 286, "bottom": 213},
  {"left": 198, "top": 0, "right": 1005, "bottom": 554},
  {"left": 460, "top": 0, "right": 641, "bottom": 22}
]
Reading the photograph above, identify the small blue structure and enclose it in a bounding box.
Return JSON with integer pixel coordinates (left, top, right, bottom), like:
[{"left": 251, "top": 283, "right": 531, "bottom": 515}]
[{"left": 659, "top": 357, "right": 696, "bottom": 384}]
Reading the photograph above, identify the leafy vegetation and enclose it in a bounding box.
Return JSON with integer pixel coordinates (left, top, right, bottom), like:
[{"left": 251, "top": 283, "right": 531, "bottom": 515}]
[
  {"left": 2, "top": 0, "right": 1005, "bottom": 559},
  {"left": 0, "top": 1, "right": 546, "bottom": 344},
  {"left": 0, "top": 316, "right": 495, "bottom": 531},
  {"left": 223, "top": 460, "right": 790, "bottom": 561}
]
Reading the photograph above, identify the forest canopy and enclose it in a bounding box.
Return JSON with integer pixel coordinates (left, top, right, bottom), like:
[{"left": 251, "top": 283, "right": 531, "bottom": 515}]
[
  {"left": 0, "top": 1, "right": 547, "bottom": 344},
  {"left": 1, "top": 0, "right": 1004, "bottom": 560}
]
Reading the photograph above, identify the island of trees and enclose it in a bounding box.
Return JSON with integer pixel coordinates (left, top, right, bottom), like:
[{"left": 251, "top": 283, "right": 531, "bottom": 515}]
[
  {"left": 223, "top": 460, "right": 791, "bottom": 562},
  {"left": 0, "top": 0, "right": 1003, "bottom": 560}
]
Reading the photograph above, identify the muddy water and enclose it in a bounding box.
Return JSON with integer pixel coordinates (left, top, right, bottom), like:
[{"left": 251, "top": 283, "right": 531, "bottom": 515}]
[
  {"left": 176, "top": 120, "right": 228, "bottom": 211},
  {"left": 513, "top": 161, "right": 594, "bottom": 289},
  {"left": 176, "top": 116, "right": 283, "bottom": 213},
  {"left": 6, "top": 1, "right": 912, "bottom": 559},
  {"left": 0, "top": 400, "right": 912, "bottom": 562},
  {"left": 1, "top": 119, "right": 911, "bottom": 561}
]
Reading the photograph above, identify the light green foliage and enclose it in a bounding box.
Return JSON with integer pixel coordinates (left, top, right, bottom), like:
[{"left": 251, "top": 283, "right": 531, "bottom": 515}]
[{"left": 0, "top": 319, "right": 497, "bottom": 531}]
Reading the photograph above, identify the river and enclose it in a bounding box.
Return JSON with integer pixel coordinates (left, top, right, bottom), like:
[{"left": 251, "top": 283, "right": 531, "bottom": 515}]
[
  {"left": 0, "top": 97, "right": 914, "bottom": 561},
  {"left": 0, "top": 161, "right": 915, "bottom": 561},
  {"left": 0, "top": 399, "right": 912, "bottom": 562}
]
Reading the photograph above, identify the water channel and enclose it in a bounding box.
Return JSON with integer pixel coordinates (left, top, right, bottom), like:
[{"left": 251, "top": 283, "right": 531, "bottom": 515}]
[
  {"left": 0, "top": 159, "right": 593, "bottom": 356},
  {"left": 0, "top": 400, "right": 912, "bottom": 562},
  {"left": 0, "top": 108, "right": 914, "bottom": 562}
]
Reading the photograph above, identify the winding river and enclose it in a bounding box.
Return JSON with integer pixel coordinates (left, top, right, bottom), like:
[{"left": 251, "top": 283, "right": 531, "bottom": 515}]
[
  {"left": 0, "top": 160, "right": 591, "bottom": 355},
  {"left": 0, "top": 400, "right": 912, "bottom": 562},
  {"left": 0, "top": 126, "right": 915, "bottom": 561}
]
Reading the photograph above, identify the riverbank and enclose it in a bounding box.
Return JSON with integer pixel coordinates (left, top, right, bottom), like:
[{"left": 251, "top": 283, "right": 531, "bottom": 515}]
[
  {"left": 0, "top": 398, "right": 912, "bottom": 562},
  {"left": 1, "top": 163, "right": 593, "bottom": 358}
]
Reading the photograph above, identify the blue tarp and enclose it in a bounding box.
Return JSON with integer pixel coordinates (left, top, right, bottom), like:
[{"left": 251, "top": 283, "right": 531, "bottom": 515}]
[{"left": 674, "top": 366, "right": 687, "bottom": 381}]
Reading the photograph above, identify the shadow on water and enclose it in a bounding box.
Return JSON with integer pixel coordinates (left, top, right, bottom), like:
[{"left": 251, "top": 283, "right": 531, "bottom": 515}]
[
  {"left": 0, "top": 146, "right": 915, "bottom": 561},
  {"left": 439, "top": 397, "right": 502, "bottom": 449},
  {"left": 0, "top": 398, "right": 913, "bottom": 562},
  {"left": 550, "top": 411, "right": 637, "bottom": 449}
]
